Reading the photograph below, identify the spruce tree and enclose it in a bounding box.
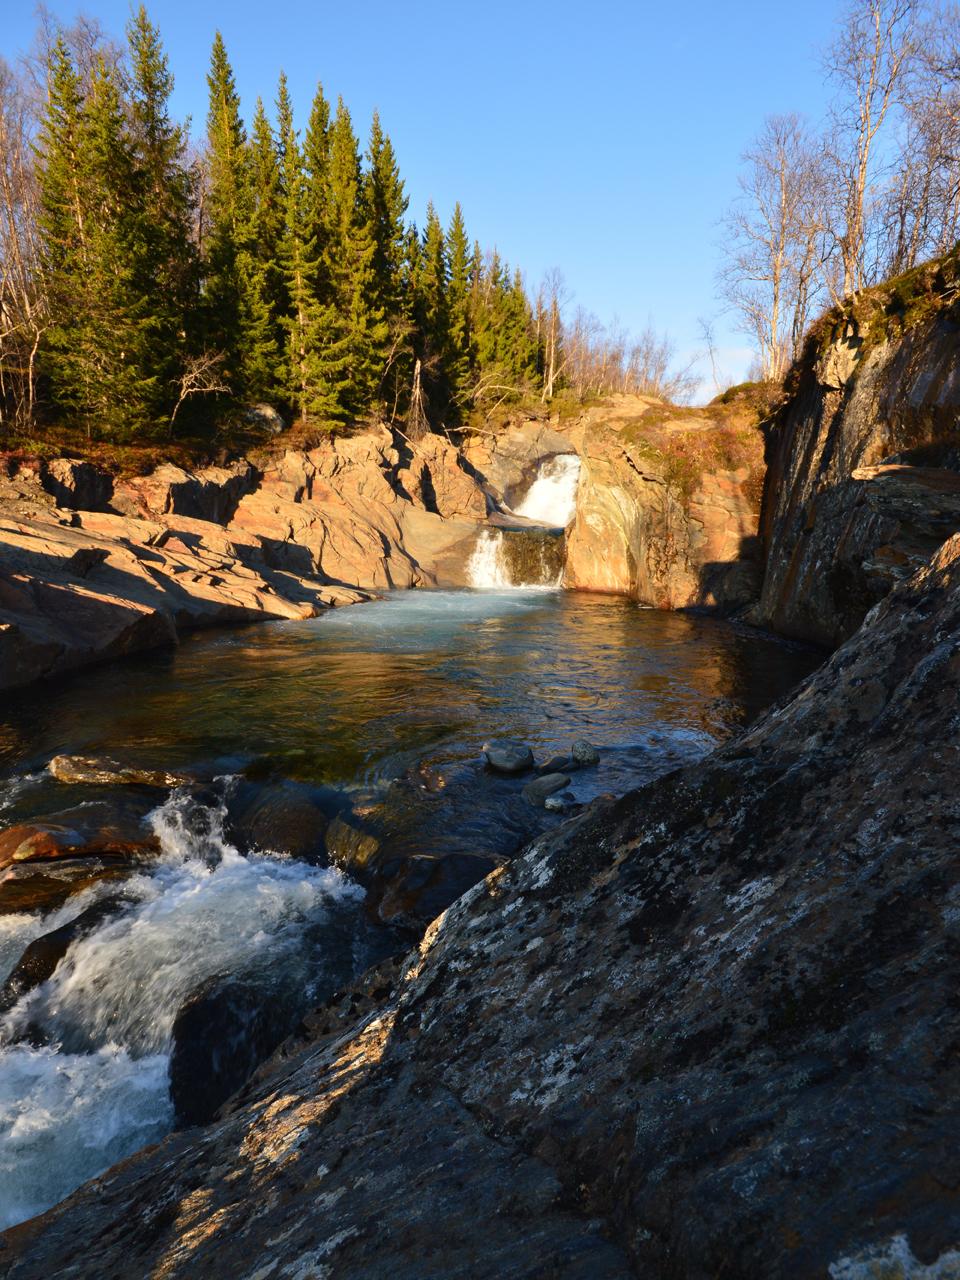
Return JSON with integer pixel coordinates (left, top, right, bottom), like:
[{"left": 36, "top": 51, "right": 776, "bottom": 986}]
[
  {"left": 445, "top": 202, "right": 472, "bottom": 414},
  {"left": 323, "top": 98, "right": 389, "bottom": 416},
  {"left": 249, "top": 94, "right": 285, "bottom": 358},
  {"left": 276, "top": 73, "right": 349, "bottom": 421},
  {"left": 204, "top": 31, "right": 275, "bottom": 401},
  {"left": 37, "top": 42, "right": 155, "bottom": 435},
  {"left": 302, "top": 82, "right": 331, "bottom": 282},
  {"left": 126, "top": 4, "right": 196, "bottom": 422},
  {"left": 363, "top": 111, "right": 408, "bottom": 318}
]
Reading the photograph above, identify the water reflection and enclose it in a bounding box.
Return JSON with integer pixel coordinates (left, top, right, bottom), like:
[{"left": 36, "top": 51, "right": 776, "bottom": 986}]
[{"left": 0, "top": 590, "right": 820, "bottom": 804}]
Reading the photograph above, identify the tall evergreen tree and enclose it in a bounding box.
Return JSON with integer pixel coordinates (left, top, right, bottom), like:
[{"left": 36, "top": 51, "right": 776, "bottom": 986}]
[
  {"left": 204, "top": 31, "right": 274, "bottom": 400},
  {"left": 249, "top": 93, "right": 285, "bottom": 355},
  {"left": 276, "top": 72, "right": 349, "bottom": 421},
  {"left": 37, "top": 41, "right": 155, "bottom": 434},
  {"left": 445, "top": 202, "right": 472, "bottom": 412},
  {"left": 126, "top": 4, "right": 196, "bottom": 419},
  {"left": 363, "top": 111, "right": 407, "bottom": 318},
  {"left": 323, "top": 98, "right": 389, "bottom": 416},
  {"left": 302, "top": 81, "right": 331, "bottom": 283}
]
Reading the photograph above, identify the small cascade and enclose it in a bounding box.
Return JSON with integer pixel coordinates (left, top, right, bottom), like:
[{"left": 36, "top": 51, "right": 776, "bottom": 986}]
[
  {"left": 466, "top": 528, "right": 565, "bottom": 589},
  {"left": 511, "top": 453, "right": 581, "bottom": 526},
  {"left": 466, "top": 453, "right": 579, "bottom": 590}
]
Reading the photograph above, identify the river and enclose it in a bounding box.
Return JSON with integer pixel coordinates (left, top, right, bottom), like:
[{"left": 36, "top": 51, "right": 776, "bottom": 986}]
[{"left": 0, "top": 584, "right": 820, "bottom": 1228}]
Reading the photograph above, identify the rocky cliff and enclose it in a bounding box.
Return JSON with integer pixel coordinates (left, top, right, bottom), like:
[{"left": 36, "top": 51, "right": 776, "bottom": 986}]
[
  {"left": 562, "top": 395, "right": 765, "bottom": 610},
  {"left": 757, "top": 251, "right": 960, "bottom": 646},
  {"left": 0, "top": 427, "right": 488, "bottom": 691},
  {"left": 4, "top": 526, "right": 959, "bottom": 1278}
]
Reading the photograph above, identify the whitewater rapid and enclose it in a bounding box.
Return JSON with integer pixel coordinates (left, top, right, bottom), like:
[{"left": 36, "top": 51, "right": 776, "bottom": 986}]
[{"left": 0, "top": 788, "right": 362, "bottom": 1230}]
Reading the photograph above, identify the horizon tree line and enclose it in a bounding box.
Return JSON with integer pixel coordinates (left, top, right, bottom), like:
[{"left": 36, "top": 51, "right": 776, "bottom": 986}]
[{"left": 0, "top": 9, "right": 689, "bottom": 442}]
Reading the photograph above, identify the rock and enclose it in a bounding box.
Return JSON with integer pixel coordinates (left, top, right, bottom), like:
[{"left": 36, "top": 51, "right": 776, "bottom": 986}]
[
  {"left": 0, "top": 818, "right": 157, "bottom": 869},
  {"left": 757, "top": 254, "right": 960, "bottom": 647},
  {"left": 48, "top": 754, "right": 189, "bottom": 788},
  {"left": 168, "top": 975, "right": 306, "bottom": 1128},
  {"left": 7, "top": 533, "right": 960, "bottom": 1277},
  {"left": 324, "top": 814, "right": 381, "bottom": 871},
  {"left": 113, "top": 461, "right": 259, "bottom": 525},
  {"left": 543, "top": 794, "right": 569, "bottom": 813},
  {"left": 482, "top": 740, "right": 534, "bottom": 774},
  {"left": 521, "top": 772, "right": 571, "bottom": 806},
  {"left": 225, "top": 781, "right": 339, "bottom": 863},
  {"left": 537, "top": 754, "right": 571, "bottom": 774},
  {"left": 371, "top": 851, "right": 501, "bottom": 931},
  {"left": 40, "top": 458, "right": 114, "bottom": 512},
  {"left": 570, "top": 739, "right": 600, "bottom": 766},
  {"left": 0, "top": 897, "right": 127, "bottom": 1014},
  {"left": 0, "top": 864, "right": 131, "bottom": 916},
  {"left": 561, "top": 397, "right": 764, "bottom": 610}
]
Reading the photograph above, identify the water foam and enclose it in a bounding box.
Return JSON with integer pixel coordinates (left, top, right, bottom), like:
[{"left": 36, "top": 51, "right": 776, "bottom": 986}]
[
  {"left": 512, "top": 454, "right": 580, "bottom": 526},
  {"left": 0, "top": 789, "right": 364, "bottom": 1228}
]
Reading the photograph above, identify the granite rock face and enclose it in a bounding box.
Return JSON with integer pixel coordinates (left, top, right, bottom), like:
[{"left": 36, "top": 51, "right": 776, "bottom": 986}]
[
  {"left": 0, "top": 425, "right": 494, "bottom": 690},
  {"left": 5, "top": 530, "right": 959, "bottom": 1278},
  {"left": 758, "top": 260, "right": 960, "bottom": 646},
  {"left": 563, "top": 400, "right": 764, "bottom": 610}
]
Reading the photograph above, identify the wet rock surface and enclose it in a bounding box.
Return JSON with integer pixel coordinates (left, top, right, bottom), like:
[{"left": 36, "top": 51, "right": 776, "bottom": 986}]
[
  {"left": 5, "top": 531, "right": 958, "bottom": 1278},
  {"left": 482, "top": 740, "right": 535, "bottom": 774}
]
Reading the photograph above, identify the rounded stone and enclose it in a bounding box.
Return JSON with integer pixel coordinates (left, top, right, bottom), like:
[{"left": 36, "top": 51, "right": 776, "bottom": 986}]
[
  {"left": 482, "top": 741, "right": 535, "bottom": 775},
  {"left": 571, "top": 740, "right": 600, "bottom": 767}
]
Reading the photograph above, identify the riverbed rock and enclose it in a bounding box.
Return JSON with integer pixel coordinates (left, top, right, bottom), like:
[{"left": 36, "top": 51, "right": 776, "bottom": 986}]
[
  {"left": 482, "top": 740, "right": 534, "bottom": 774},
  {"left": 521, "top": 772, "right": 571, "bottom": 806},
  {"left": 7, "top": 533, "right": 960, "bottom": 1278},
  {"left": 0, "top": 864, "right": 132, "bottom": 916},
  {"left": 0, "top": 896, "right": 128, "bottom": 1014},
  {"left": 537, "top": 754, "right": 571, "bottom": 774},
  {"left": 47, "top": 755, "right": 189, "bottom": 789},
  {"left": 0, "top": 817, "right": 157, "bottom": 869},
  {"left": 570, "top": 739, "right": 600, "bottom": 766},
  {"left": 324, "top": 814, "right": 381, "bottom": 871}
]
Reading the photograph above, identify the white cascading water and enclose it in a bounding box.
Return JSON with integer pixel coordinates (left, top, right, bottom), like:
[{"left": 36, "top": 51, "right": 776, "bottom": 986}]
[
  {"left": 466, "top": 454, "right": 580, "bottom": 589},
  {"left": 511, "top": 453, "right": 581, "bottom": 526},
  {"left": 465, "top": 530, "right": 514, "bottom": 589},
  {"left": 0, "top": 788, "right": 362, "bottom": 1230}
]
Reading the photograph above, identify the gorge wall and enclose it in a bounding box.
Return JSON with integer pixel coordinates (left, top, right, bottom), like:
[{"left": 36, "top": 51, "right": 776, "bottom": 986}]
[{"left": 756, "top": 252, "right": 960, "bottom": 647}]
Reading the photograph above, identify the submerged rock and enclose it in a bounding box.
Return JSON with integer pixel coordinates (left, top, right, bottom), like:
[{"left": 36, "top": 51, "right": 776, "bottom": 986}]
[
  {"left": 325, "top": 814, "right": 381, "bottom": 871},
  {"left": 482, "top": 740, "right": 534, "bottom": 774},
  {"left": 47, "top": 755, "right": 189, "bottom": 788},
  {"left": 521, "top": 772, "right": 571, "bottom": 807},
  {"left": 570, "top": 739, "right": 600, "bottom": 767}
]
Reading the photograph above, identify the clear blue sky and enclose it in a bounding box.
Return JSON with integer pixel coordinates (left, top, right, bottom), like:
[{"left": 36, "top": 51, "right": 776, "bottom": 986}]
[{"left": 6, "top": 0, "right": 843, "bottom": 397}]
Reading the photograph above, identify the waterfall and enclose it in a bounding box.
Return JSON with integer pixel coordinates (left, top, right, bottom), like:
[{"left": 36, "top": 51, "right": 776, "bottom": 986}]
[
  {"left": 511, "top": 454, "right": 580, "bottom": 527},
  {"left": 466, "top": 530, "right": 513, "bottom": 589},
  {"left": 466, "top": 528, "right": 565, "bottom": 589},
  {"left": 466, "top": 454, "right": 579, "bottom": 590}
]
